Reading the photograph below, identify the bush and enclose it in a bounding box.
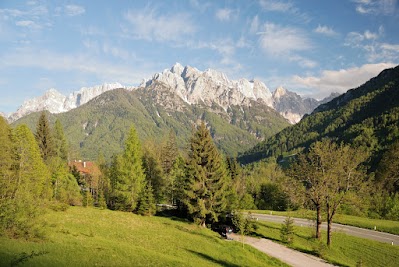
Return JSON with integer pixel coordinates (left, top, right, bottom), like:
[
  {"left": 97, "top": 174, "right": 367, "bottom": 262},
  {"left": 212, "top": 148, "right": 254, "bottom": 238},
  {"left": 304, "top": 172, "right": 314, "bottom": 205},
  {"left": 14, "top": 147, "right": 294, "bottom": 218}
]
[{"left": 280, "top": 216, "right": 295, "bottom": 244}]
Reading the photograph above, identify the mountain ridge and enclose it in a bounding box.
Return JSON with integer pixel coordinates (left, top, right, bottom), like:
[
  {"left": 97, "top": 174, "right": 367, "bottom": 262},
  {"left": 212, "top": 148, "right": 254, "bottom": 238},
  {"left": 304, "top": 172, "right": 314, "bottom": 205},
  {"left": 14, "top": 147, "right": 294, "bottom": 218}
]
[{"left": 5, "top": 63, "right": 338, "bottom": 124}]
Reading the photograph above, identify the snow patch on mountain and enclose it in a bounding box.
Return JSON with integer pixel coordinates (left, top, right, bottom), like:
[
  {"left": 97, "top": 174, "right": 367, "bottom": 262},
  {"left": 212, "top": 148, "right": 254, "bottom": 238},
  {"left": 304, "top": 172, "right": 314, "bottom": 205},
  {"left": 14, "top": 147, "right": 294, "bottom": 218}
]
[{"left": 8, "top": 83, "right": 125, "bottom": 122}]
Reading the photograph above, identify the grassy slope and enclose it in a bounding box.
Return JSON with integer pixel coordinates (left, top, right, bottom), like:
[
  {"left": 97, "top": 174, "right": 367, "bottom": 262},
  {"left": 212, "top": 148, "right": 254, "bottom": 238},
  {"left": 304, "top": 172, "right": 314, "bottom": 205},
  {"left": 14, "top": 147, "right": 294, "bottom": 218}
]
[
  {"left": 249, "top": 209, "right": 399, "bottom": 235},
  {"left": 254, "top": 220, "right": 399, "bottom": 267},
  {"left": 0, "top": 207, "right": 287, "bottom": 267}
]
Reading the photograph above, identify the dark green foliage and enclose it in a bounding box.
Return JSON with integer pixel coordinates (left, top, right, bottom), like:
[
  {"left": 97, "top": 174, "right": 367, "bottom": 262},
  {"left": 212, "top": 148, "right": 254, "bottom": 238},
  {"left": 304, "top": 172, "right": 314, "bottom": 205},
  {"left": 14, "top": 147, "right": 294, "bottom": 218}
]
[
  {"left": 280, "top": 216, "right": 295, "bottom": 244},
  {"left": 35, "top": 112, "right": 55, "bottom": 162},
  {"left": 136, "top": 182, "right": 156, "bottom": 216},
  {"left": 183, "top": 122, "right": 229, "bottom": 226},
  {"left": 375, "top": 140, "right": 399, "bottom": 193},
  {"left": 257, "top": 183, "right": 288, "bottom": 211},
  {"left": 239, "top": 65, "right": 399, "bottom": 169},
  {"left": 142, "top": 142, "right": 164, "bottom": 203}
]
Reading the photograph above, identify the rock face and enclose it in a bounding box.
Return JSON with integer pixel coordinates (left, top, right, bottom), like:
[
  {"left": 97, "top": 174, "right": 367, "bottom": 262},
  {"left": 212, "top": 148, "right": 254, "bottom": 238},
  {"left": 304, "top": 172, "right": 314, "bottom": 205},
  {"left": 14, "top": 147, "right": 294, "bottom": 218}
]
[
  {"left": 141, "top": 63, "right": 274, "bottom": 110},
  {"left": 6, "top": 63, "right": 339, "bottom": 123},
  {"left": 8, "top": 83, "right": 124, "bottom": 122}
]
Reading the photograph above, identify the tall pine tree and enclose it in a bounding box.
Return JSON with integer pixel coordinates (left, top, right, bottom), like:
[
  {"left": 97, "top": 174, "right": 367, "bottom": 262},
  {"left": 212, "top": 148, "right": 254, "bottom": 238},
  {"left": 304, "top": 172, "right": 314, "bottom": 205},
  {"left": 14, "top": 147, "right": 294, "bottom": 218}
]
[
  {"left": 110, "top": 126, "right": 145, "bottom": 212},
  {"left": 184, "top": 122, "right": 228, "bottom": 227},
  {"left": 53, "top": 119, "right": 68, "bottom": 161},
  {"left": 35, "top": 111, "right": 55, "bottom": 162}
]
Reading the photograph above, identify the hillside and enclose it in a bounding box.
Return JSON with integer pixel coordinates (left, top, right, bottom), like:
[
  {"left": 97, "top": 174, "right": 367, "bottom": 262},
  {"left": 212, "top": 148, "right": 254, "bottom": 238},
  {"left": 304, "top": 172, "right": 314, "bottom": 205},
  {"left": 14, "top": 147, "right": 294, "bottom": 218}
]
[
  {"left": 0, "top": 207, "right": 287, "bottom": 267},
  {"left": 13, "top": 85, "right": 290, "bottom": 160},
  {"left": 239, "top": 65, "right": 399, "bottom": 166}
]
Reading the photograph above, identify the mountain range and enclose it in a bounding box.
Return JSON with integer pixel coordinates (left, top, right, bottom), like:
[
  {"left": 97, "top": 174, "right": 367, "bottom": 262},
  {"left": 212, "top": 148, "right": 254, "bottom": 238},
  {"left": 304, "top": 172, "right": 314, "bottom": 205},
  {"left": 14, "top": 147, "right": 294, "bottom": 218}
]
[{"left": 5, "top": 63, "right": 336, "bottom": 124}]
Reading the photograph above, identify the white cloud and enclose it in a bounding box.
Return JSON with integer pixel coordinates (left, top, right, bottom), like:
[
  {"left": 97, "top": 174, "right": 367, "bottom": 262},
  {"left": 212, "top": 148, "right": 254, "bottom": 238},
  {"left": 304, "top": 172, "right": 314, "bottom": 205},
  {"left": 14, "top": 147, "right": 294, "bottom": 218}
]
[
  {"left": 259, "top": 0, "right": 293, "bottom": 12},
  {"left": 293, "top": 63, "right": 397, "bottom": 98},
  {"left": 215, "top": 8, "right": 236, "bottom": 22},
  {"left": 65, "top": 5, "right": 85, "bottom": 16},
  {"left": 0, "top": 48, "right": 148, "bottom": 85},
  {"left": 259, "top": 0, "right": 310, "bottom": 23},
  {"left": 257, "top": 22, "right": 312, "bottom": 55},
  {"left": 314, "top": 25, "right": 338, "bottom": 37},
  {"left": 123, "top": 8, "right": 196, "bottom": 42},
  {"left": 345, "top": 27, "right": 399, "bottom": 62},
  {"left": 16, "top": 20, "right": 41, "bottom": 29},
  {"left": 249, "top": 16, "right": 259, "bottom": 34},
  {"left": 353, "top": 0, "right": 397, "bottom": 15}
]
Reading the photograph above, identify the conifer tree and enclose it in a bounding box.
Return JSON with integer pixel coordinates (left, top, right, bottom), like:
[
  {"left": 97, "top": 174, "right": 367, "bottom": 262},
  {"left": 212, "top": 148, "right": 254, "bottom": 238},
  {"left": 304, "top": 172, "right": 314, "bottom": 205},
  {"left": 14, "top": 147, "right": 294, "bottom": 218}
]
[
  {"left": 111, "top": 126, "right": 145, "bottom": 212},
  {"left": 35, "top": 111, "right": 55, "bottom": 162},
  {"left": 143, "top": 142, "right": 164, "bottom": 203},
  {"left": 0, "top": 117, "right": 15, "bottom": 202},
  {"left": 161, "top": 130, "right": 178, "bottom": 175},
  {"left": 0, "top": 124, "right": 52, "bottom": 237},
  {"left": 53, "top": 119, "right": 68, "bottom": 161},
  {"left": 184, "top": 122, "right": 228, "bottom": 227},
  {"left": 136, "top": 182, "right": 156, "bottom": 216}
]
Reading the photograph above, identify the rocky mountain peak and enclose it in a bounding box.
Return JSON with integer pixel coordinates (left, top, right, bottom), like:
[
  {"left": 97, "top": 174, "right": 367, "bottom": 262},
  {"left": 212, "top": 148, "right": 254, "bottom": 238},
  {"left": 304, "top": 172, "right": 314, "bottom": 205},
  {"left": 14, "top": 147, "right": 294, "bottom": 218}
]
[{"left": 273, "top": 86, "right": 287, "bottom": 99}]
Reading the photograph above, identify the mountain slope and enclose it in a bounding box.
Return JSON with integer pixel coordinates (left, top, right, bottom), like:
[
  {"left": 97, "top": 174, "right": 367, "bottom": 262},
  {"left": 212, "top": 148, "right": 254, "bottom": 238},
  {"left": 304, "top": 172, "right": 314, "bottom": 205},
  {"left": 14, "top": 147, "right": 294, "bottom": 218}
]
[
  {"left": 14, "top": 84, "right": 290, "bottom": 160},
  {"left": 238, "top": 65, "right": 399, "bottom": 166}
]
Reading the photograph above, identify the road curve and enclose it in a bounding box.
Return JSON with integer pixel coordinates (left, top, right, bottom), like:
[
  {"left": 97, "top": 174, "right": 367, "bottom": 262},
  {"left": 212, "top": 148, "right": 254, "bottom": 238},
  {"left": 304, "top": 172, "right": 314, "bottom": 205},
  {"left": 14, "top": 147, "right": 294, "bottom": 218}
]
[{"left": 251, "top": 213, "right": 399, "bottom": 245}]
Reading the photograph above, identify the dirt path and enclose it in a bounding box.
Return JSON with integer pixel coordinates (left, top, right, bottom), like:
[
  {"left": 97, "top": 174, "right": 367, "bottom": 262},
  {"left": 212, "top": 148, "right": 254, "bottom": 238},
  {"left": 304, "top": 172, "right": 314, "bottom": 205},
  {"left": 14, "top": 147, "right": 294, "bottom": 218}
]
[{"left": 230, "top": 234, "right": 335, "bottom": 267}]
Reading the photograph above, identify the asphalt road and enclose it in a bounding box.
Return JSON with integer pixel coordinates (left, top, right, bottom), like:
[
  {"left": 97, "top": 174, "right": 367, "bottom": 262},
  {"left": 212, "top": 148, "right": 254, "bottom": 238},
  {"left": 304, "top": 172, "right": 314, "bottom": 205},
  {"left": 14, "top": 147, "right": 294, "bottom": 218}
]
[{"left": 251, "top": 213, "right": 399, "bottom": 245}]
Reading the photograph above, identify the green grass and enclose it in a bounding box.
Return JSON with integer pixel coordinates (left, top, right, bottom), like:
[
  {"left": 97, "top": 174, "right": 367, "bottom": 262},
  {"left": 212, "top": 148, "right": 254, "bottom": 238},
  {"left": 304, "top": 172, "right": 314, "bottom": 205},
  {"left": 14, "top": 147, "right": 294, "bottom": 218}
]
[
  {"left": 0, "top": 207, "right": 288, "bottom": 267},
  {"left": 249, "top": 209, "right": 399, "bottom": 235},
  {"left": 253, "top": 220, "right": 399, "bottom": 267}
]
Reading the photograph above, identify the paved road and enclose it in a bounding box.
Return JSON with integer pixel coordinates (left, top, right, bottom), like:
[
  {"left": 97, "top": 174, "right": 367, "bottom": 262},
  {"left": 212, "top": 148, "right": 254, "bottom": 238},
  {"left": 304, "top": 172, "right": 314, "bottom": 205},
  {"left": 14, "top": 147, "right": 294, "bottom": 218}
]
[
  {"left": 251, "top": 213, "right": 399, "bottom": 245},
  {"left": 230, "top": 233, "right": 334, "bottom": 267}
]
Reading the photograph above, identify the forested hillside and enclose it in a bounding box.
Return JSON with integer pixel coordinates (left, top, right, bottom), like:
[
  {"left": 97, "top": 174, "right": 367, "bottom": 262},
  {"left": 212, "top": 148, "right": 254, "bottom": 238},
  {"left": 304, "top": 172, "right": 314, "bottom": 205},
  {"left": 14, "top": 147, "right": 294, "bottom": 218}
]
[
  {"left": 13, "top": 84, "right": 289, "bottom": 160},
  {"left": 239, "top": 65, "right": 399, "bottom": 170}
]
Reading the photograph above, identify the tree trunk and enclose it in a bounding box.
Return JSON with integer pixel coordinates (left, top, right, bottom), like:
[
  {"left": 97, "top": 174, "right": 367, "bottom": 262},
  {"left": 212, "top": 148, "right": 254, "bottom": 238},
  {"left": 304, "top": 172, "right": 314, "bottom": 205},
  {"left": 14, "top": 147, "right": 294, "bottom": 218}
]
[
  {"left": 327, "top": 204, "right": 333, "bottom": 247},
  {"left": 316, "top": 203, "right": 322, "bottom": 239}
]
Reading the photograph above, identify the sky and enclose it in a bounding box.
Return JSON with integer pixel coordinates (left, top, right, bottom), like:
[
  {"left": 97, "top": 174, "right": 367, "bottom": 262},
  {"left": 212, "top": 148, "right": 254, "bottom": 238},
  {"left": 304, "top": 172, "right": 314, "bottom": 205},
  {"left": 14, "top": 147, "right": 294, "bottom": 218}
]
[{"left": 0, "top": 0, "right": 398, "bottom": 114}]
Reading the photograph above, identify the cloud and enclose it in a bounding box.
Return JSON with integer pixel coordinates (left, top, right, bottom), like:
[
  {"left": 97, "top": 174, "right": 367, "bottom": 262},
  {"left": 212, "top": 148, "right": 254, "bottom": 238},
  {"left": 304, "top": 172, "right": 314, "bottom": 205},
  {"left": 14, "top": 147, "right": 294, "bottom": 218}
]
[
  {"left": 257, "top": 22, "right": 312, "bottom": 55},
  {"left": 250, "top": 16, "right": 259, "bottom": 34},
  {"left": 293, "top": 63, "right": 397, "bottom": 98},
  {"left": 0, "top": 48, "right": 149, "bottom": 85},
  {"left": 123, "top": 8, "right": 196, "bottom": 42},
  {"left": 259, "top": 0, "right": 310, "bottom": 23},
  {"left": 314, "top": 25, "right": 338, "bottom": 37},
  {"left": 15, "top": 20, "right": 41, "bottom": 29},
  {"left": 64, "top": 5, "right": 85, "bottom": 16},
  {"left": 345, "top": 27, "right": 399, "bottom": 62},
  {"left": 353, "top": 0, "right": 397, "bottom": 15},
  {"left": 215, "top": 8, "right": 236, "bottom": 22}
]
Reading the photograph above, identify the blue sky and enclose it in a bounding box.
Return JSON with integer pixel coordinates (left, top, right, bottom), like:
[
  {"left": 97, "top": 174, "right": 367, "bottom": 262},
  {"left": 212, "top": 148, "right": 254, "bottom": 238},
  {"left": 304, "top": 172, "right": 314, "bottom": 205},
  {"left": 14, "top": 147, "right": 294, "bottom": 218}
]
[{"left": 1, "top": 0, "right": 398, "bottom": 114}]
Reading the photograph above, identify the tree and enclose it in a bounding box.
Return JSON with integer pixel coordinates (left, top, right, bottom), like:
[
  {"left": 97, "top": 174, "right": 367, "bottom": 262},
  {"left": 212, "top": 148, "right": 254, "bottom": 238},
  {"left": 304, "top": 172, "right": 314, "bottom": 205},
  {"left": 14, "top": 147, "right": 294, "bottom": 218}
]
[
  {"left": 161, "top": 130, "right": 178, "bottom": 175},
  {"left": 0, "top": 124, "right": 52, "bottom": 237},
  {"left": 376, "top": 140, "right": 399, "bottom": 193},
  {"left": 232, "top": 211, "right": 256, "bottom": 248},
  {"left": 142, "top": 142, "right": 164, "bottom": 203},
  {"left": 184, "top": 122, "right": 228, "bottom": 227},
  {"left": 280, "top": 216, "right": 295, "bottom": 244},
  {"left": 53, "top": 119, "right": 68, "bottom": 161},
  {"left": 110, "top": 126, "right": 145, "bottom": 212},
  {"left": 289, "top": 139, "right": 367, "bottom": 246},
  {"left": 35, "top": 111, "right": 55, "bottom": 162},
  {"left": 136, "top": 182, "right": 156, "bottom": 216}
]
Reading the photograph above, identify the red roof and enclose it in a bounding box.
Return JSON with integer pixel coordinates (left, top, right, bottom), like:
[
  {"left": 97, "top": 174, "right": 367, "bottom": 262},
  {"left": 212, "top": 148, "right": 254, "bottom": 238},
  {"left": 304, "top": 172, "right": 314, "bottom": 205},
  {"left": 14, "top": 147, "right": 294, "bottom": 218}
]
[{"left": 69, "top": 161, "right": 100, "bottom": 176}]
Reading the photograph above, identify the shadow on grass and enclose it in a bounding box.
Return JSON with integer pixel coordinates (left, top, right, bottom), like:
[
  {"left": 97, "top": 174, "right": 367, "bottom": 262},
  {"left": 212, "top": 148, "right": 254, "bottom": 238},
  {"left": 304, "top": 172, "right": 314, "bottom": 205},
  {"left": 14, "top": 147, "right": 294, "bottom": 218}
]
[
  {"left": 10, "top": 251, "right": 49, "bottom": 267},
  {"left": 250, "top": 232, "right": 281, "bottom": 243},
  {"left": 186, "top": 249, "right": 241, "bottom": 267}
]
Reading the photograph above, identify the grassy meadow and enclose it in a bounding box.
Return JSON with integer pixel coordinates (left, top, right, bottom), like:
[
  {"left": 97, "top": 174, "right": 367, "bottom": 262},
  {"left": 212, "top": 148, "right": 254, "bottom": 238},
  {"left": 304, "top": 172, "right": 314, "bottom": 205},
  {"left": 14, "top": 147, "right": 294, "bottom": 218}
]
[
  {"left": 0, "top": 206, "right": 288, "bottom": 267},
  {"left": 253, "top": 220, "right": 399, "bottom": 267},
  {"left": 249, "top": 209, "right": 399, "bottom": 235}
]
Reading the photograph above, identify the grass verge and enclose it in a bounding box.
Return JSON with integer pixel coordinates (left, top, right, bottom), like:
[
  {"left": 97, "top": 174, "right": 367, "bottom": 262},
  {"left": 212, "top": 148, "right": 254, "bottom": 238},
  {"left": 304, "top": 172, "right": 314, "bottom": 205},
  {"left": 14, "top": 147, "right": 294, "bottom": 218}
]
[
  {"left": 0, "top": 206, "right": 288, "bottom": 267},
  {"left": 253, "top": 220, "right": 399, "bottom": 267},
  {"left": 248, "top": 209, "right": 399, "bottom": 235}
]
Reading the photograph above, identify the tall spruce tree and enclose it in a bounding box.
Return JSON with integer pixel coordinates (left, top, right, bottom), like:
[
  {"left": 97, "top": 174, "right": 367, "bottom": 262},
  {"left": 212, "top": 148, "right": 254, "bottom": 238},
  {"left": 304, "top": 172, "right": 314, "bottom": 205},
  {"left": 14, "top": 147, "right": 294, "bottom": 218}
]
[
  {"left": 136, "top": 182, "right": 156, "bottom": 216},
  {"left": 184, "top": 122, "right": 228, "bottom": 227},
  {"left": 53, "top": 119, "right": 68, "bottom": 161},
  {"left": 35, "top": 111, "right": 55, "bottom": 162},
  {"left": 110, "top": 126, "right": 145, "bottom": 212}
]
